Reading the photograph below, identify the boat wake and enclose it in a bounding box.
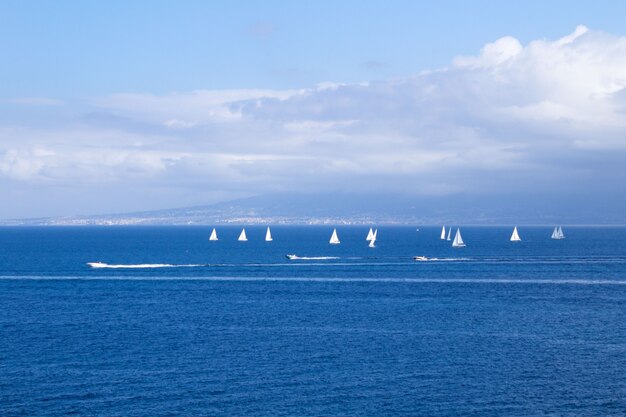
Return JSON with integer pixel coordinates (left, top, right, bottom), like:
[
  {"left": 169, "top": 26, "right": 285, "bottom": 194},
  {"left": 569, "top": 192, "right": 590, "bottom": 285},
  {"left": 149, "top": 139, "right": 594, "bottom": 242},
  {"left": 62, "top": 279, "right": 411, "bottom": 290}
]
[
  {"left": 286, "top": 255, "right": 340, "bottom": 261},
  {"left": 87, "top": 262, "right": 203, "bottom": 269},
  {"left": 414, "top": 257, "right": 470, "bottom": 262}
]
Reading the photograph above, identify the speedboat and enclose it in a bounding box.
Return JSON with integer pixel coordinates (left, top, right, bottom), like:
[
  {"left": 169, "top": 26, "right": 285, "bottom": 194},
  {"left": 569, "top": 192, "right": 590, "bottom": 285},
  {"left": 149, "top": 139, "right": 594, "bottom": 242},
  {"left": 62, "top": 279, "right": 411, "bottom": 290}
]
[
  {"left": 286, "top": 254, "right": 298, "bottom": 260},
  {"left": 413, "top": 256, "right": 429, "bottom": 261}
]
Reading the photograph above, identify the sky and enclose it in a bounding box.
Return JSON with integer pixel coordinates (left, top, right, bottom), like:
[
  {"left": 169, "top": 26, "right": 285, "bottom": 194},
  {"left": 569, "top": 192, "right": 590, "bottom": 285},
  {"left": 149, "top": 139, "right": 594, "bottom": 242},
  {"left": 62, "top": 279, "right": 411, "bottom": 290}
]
[{"left": 1, "top": 0, "right": 626, "bottom": 220}]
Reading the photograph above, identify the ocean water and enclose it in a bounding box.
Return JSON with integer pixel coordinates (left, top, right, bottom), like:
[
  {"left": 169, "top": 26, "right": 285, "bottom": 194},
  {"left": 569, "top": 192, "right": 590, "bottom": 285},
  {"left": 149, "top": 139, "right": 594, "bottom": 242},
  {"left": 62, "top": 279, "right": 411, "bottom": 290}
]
[{"left": 1, "top": 226, "right": 625, "bottom": 415}]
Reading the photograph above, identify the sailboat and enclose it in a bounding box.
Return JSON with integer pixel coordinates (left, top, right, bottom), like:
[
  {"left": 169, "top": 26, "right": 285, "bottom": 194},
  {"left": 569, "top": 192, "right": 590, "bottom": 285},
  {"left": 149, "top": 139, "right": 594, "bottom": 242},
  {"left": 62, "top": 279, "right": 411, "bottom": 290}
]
[
  {"left": 552, "top": 226, "right": 565, "bottom": 240},
  {"left": 446, "top": 227, "right": 452, "bottom": 241},
  {"left": 510, "top": 226, "right": 521, "bottom": 242},
  {"left": 440, "top": 226, "right": 446, "bottom": 240},
  {"left": 368, "top": 229, "right": 378, "bottom": 248},
  {"left": 209, "top": 228, "right": 218, "bottom": 241},
  {"left": 265, "top": 227, "right": 273, "bottom": 242},
  {"left": 329, "top": 228, "right": 340, "bottom": 244},
  {"left": 452, "top": 228, "right": 465, "bottom": 248},
  {"left": 238, "top": 228, "right": 247, "bottom": 242},
  {"left": 366, "top": 228, "right": 374, "bottom": 241}
]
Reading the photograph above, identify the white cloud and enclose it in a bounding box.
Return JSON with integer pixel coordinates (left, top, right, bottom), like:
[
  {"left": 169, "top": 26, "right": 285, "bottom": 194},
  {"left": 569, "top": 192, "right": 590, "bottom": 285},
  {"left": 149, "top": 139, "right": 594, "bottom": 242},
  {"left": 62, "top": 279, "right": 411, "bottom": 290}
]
[
  {"left": 1, "top": 26, "right": 626, "bottom": 216},
  {"left": 91, "top": 89, "right": 300, "bottom": 125},
  {"left": 454, "top": 36, "right": 523, "bottom": 68}
]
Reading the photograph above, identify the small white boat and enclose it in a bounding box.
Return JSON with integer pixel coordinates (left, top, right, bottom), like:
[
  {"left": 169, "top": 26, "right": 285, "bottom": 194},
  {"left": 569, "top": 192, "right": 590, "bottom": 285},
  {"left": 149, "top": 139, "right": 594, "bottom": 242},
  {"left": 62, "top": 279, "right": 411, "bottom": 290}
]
[
  {"left": 446, "top": 227, "right": 452, "bottom": 241},
  {"left": 265, "top": 227, "right": 273, "bottom": 242},
  {"left": 413, "top": 256, "right": 429, "bottom": 261},
  {"left": 209, "top": 228, "right": 218, "bottom": 241},
  {"left": 329, "top": 228, "right": 340, "bottom": 244},
  {"left": 286, "top": 254, "right": 298, "bottom": 260},
  {"left": 510, "top": 226, "right": 521, "bottom": 242},
  {"left": 452, "top": 228, "right": 465, "bottom": 248},
  {"left": 440, "top": 226, "right": 446, "bottom": 240},
  {"left": 238, "top": 228, "right": 247, "bottom": 241},
  {"left": 366, "top": 228, "right": 374, "bottom": 241}
]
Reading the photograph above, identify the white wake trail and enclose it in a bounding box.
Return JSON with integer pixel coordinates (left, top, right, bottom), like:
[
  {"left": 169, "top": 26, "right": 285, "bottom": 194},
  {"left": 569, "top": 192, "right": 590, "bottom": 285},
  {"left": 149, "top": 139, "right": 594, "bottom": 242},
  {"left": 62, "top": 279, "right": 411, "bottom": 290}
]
[{"left": 87, "top": 262, "right": 203, "bottom": 269}]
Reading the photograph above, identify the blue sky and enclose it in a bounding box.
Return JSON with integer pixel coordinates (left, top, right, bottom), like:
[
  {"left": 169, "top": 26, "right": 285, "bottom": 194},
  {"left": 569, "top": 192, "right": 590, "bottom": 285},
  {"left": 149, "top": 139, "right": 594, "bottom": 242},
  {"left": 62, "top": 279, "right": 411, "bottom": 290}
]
[
  {"left": 1, "top": 1, "right": 626, "bottom": 219},
  {"left": 3, "top": 0, "right": 625, "bottom": 95}
]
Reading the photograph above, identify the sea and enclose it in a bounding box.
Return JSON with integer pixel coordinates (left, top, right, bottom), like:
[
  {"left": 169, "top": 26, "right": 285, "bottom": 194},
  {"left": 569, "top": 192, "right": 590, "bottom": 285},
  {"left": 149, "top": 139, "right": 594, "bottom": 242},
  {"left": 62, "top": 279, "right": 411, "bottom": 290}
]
[{"left": 1, "top": 225, "right": 625, "bottom": 416}]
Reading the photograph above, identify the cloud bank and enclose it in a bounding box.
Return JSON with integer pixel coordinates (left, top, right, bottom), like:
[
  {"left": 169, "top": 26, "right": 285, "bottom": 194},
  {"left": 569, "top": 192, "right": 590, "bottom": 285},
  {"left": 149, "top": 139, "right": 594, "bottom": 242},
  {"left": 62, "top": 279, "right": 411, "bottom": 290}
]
[{"left": 1, "top": 26, "right": 626, "bottom": 217}]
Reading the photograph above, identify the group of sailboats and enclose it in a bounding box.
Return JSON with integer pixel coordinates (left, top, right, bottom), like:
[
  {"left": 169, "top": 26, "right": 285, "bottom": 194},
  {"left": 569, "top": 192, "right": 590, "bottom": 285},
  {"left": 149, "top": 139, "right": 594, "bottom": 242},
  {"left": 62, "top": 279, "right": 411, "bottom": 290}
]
[
  {"left": 509, "top": 225, "right": 565, "bottom": 241},
  {"left": 209, "top": 227, "right": 273, "bottom": 242},
  {"left": 438, "top": 225, "right": 565, "bottom": 247},
  {"left": 209, "top": 225, "right": 565, "bottom": 246},
  {"left": 329, "top": 227, "right": 379, "bottom": 247},
  {"left": 440, "top": 226, "right": 464, "bottom": 247}
]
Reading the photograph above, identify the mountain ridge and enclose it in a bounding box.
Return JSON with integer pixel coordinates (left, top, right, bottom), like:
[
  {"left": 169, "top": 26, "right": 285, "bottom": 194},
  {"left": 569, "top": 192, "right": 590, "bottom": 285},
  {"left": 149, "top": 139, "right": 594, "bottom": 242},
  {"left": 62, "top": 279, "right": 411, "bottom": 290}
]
[{"left": 2, "top": 191, "right": 624, "bottom": 226}]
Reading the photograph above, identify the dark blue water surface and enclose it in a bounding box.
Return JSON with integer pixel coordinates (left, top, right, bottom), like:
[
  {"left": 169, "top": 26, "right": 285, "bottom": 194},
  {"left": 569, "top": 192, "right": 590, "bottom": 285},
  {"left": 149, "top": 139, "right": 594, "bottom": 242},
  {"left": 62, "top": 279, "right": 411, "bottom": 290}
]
[{"left": 1, "top": 226, "right": 625, "bottom": 415}]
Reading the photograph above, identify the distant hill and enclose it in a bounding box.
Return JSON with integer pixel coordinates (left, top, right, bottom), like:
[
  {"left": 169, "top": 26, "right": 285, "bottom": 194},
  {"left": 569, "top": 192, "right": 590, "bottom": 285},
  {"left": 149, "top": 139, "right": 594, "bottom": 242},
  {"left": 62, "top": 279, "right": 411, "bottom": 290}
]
[{"left": 2, "top": 192, "right": 624, "bottom": 225}]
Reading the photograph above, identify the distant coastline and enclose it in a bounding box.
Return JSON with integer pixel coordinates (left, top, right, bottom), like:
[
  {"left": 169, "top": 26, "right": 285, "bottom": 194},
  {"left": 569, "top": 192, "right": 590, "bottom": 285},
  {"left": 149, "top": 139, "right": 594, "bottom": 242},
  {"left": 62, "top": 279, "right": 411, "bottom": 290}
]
[{"left": 2, "top": 193, "right": 624, "bottom": 226}]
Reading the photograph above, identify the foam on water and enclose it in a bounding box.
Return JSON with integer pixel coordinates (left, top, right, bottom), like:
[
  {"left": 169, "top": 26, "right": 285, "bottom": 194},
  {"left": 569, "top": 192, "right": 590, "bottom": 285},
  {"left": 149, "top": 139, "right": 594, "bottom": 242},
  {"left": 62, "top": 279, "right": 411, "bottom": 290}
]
[
  {"left": 87, "top": 262, "right": 203, "bottom": 269},
  {"left": 286, "top": 256, "right": 340, "bottom": 260},
  {"left": 415, "top": 257, "right": 470, "bottom": 262}
]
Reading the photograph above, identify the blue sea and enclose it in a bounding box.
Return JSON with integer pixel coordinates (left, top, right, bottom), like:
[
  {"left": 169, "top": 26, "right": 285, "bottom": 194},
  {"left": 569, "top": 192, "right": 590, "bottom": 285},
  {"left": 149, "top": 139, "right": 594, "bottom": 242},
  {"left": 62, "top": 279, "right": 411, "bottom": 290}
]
[{"left": 1, "top": 226, "right": 625, "bottom": 416}]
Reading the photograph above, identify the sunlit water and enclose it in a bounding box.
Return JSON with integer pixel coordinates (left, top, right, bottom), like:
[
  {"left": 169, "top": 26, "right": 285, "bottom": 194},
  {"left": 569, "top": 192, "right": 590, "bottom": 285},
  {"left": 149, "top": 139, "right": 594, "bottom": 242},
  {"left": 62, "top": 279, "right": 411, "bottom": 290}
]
[{"left": 1, "top": 226, "right": 625, "bottom": 415}]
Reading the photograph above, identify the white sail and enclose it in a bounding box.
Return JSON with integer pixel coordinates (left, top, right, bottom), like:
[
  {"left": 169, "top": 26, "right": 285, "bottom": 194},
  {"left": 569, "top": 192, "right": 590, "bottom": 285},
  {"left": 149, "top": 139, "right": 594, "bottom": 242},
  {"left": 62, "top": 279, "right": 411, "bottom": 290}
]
[
  {"left": 238, "top": 228, "right": 247, "bottom": 241},
  {"left": 369, "top": 229, "right": 378, "bottom": 247},
  {"left": 366, "top": 228, "right": 374, "bottom": 241},
  {"left": 510, "top": 226, "right": 521, "bottom": 242},
  {"left": 329, "top": 228, "right": 340, "bottom": 244},
  {"left": 551, "top": 227, "right": 559, "bottom": 239},
  {"left": 446, "top": 227, "right": 452, "bottom": 241},
  {"left": 452, "top": 228, "right": 465, "bottom": 247},
  {"left": 209, "top": 228, "right": 218, "bottom": 241},
  {"left": 440, "top": 226, "right": 446, "bottom": 240},
  {"left": 552, "top": 226, "right": 565, "bottom": 240},
  {"left": 265, "top": 227, "right": 273, "bottom": 242}
]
